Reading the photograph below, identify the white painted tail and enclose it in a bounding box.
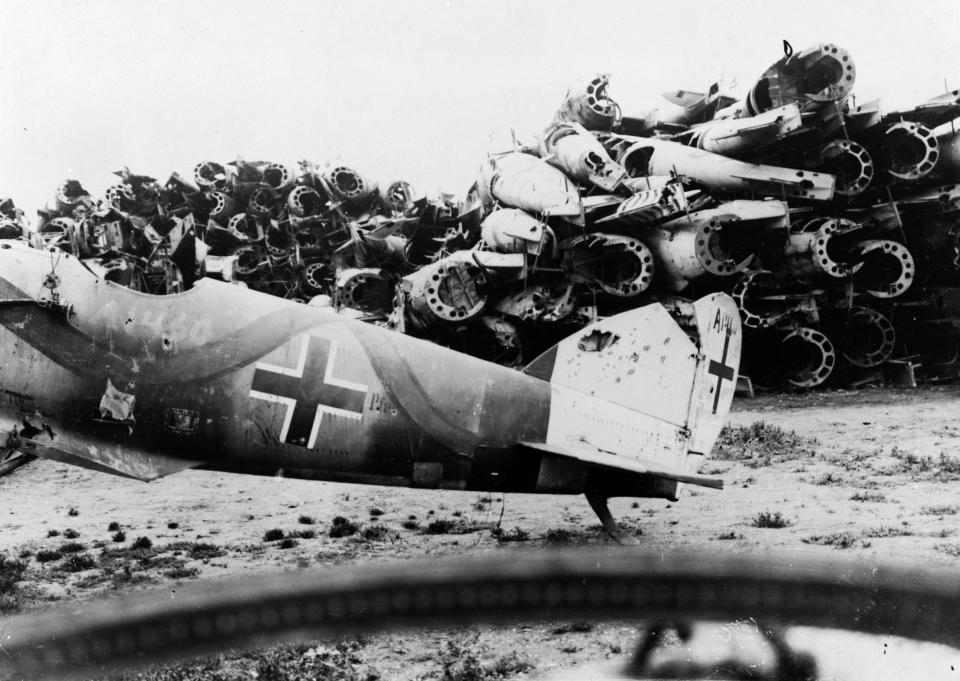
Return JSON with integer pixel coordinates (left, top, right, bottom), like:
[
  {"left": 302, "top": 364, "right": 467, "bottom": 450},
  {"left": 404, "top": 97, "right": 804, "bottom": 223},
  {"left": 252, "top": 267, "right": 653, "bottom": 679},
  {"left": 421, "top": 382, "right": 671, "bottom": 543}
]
[{"left": 523, "top": 293, "right": 741, "bottom": 474}]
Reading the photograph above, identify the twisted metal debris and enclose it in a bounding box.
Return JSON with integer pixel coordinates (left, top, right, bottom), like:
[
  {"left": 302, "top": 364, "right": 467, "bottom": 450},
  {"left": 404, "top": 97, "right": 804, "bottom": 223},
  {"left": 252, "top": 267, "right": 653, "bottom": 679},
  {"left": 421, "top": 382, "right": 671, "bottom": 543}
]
[{"left": 5, "top": 41, "right": 960, "bottom": 388}]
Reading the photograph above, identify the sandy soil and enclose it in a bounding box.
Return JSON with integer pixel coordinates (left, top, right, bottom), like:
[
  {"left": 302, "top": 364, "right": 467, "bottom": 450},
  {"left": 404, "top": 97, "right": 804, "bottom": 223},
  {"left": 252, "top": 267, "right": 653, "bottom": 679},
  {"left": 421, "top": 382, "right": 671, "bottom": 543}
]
[{"left": 3, "top": 385, "right": 960, "bottom": 679}]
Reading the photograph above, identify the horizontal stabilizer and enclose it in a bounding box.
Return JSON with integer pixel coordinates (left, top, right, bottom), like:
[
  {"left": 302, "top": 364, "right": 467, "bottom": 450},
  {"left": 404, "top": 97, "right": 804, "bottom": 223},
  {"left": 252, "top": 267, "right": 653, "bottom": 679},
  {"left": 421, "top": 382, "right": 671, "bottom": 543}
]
[{"left": 519, "top": 441, "right": 723, "bottom": 490}]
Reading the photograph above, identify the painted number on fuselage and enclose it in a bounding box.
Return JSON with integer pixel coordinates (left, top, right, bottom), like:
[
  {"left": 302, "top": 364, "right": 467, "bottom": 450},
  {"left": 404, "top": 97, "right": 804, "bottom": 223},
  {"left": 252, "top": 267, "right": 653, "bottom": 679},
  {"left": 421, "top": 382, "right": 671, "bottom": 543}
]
[{"left": 249, "top": 335, "right": 368, "bottom": 448}]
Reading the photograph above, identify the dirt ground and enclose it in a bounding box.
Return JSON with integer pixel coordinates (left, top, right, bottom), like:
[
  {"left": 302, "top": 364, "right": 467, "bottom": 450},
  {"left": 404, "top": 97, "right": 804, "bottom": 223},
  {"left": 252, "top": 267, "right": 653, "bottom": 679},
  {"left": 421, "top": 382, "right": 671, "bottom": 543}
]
[{"left": 3, "top": 385, "right": 960, "bottom": 679}]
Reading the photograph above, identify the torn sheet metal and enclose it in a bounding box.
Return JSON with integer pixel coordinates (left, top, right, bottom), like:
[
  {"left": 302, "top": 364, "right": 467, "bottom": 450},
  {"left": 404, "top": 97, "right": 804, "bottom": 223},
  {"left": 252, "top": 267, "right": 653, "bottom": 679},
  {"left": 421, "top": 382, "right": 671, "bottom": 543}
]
[
  {"left": 480, "top": 152, "right": 584, "bottom": 224},
  {"left": 99, "top": 379, "right": 136, "bottom": 422},
  {"left": 541, "top": 122, "right": 627, "bottom": 192},
  {"left": 480, "top": 208, "right": 544, "bottom": 255}
]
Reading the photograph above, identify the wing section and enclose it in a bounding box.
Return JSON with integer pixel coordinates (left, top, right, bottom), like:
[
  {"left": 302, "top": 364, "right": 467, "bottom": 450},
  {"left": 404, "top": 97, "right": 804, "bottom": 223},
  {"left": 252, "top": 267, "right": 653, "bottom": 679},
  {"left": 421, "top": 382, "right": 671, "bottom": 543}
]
[
  {"left": 1, "top": 410, "right": 205, "bottom": 482},
  {"left": 19, "top": 440, "right": 204, "bottom": 481}
]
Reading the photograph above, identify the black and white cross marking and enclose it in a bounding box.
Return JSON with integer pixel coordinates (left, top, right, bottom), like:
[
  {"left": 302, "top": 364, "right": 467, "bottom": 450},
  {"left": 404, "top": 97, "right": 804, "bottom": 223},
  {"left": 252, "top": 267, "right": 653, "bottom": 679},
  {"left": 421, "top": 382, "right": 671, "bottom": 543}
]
[
  {"left": 250, "top": 335, "right": 367, "bottom": 448},
  {"left": 708, "top": 331, "right": 735, "bottom": 414}
]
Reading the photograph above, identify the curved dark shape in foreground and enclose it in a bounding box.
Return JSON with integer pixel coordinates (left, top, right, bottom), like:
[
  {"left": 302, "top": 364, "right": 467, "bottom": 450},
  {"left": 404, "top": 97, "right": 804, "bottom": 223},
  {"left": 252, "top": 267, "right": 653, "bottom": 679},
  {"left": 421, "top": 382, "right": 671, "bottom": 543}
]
[{"left": 3, "top": 548, "right": 959, "bottom": 679}]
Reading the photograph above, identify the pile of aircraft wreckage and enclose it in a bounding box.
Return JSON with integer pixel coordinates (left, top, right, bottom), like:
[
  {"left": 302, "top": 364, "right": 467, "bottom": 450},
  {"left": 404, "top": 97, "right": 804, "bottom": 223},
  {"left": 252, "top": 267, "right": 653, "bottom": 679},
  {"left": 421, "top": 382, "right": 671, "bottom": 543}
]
[{"left": 4, "top": 41, "right": 960, "bottom": 390}]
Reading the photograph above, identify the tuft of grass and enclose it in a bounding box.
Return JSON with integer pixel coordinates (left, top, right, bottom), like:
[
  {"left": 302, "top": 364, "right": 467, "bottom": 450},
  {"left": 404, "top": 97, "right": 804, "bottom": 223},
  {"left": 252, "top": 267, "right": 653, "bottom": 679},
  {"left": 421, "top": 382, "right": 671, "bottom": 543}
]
[
  {"left": 473, "top": 496, "right": 492, "bottom": 511},
  {"left": 423, "top": 518, "right": 457, "bottom": 535},
  {"left": 714, "top": 421, "right": 817, "bottom": 467},
  {"left": 47, "top": 529, "right": 60, "bottom": 538},
  {"left": 132, "top": 536, "right": 153, "bottom": 550},
  {"left": 438, "top": 635, "right": 533, "bottom": 681},
  {"left": 59, "top": 541, "right": 86, "bottom": 554},
  {"left": 63, "top": 528, "right": 80, "bottom": 539},
  {"left": 885, "top": 449, "right": 960, "bottom": 480},
  {"left": 297, "top": 515, "right": 315, "bottom": 525},
  {"left": 187, "top": 543, "right": 226, "bottom": 560},
  {"left": 291, "top": 529, "right": 316, "bottom": 540},
  {"left": 934, "top": 543, "right": 960, "bottom": 557},
  {"left": 278, "top": 538, "right": 298, "bottom": 550},
  {"left": 0, "top": 555, "right": 27, "bottom": 612},
  {"left": 750, "top": 511, "right": 790, "bottom": 529},
  {"left": 164, "top": 566, "right": 200, "bottom": 579},
  {"left": 922, "top": 505, "right": 959, "bottom": 516},
  {"left": 360, "top": 525, "right": 398, "bottom": 542},
  {"left": 812, "top": 472, "right": 845, "bottom": 486},
  {"left": 368, "top": 507, "right": 385, "bottom": 517},
  {"left": 802, "top": 533, "right": 858, "bottom": 549},
  {"left": 107, "top": 521, "right": 120, "bottom": 532},
  {"left": 938, "top": 452, "right": 960, "bottom": 476},
  {"left": 329, "top": 517, "right": 360, "bottom": 539},
  {"left": 35, "top": 549, "right": 60, "bottom": 563},
  {"left": 546, "top": 528, "right": 573, "bottom": 543},
  {"left": 262, "top": 528, "right": 285, "bottom": 542},
  {"left": 401, "top": 519, "right": 420, "bottom": 531},
  {"left": 18, "top": 549, "right": 31, "bottom": 560},
  {"left": 551, "top": 621, "right": 593, "bottom": 635},
  {"left": 0, "top": 556, "right": 27, "bottom": 594},
  {"left": 112, "top": 531, "right": 126, "bottom": 543},
  {"left": 60, "top": 554, "right": 96, "bottom": 573},
  {"left": 716, "top": 531, "right": 742, "bottom": 541},
  {"left": 110, "top": 641, "right": 380, "bottom": 681},
  {"left": 423, "top": 518, "right": 490, "bottom": 535},
  {"left": 850, "top": 491, "right": 886, "bottom": 502},
  {"left": 492, "top": 526, "right": 529, "bottom": 542},
  {"left": 67, "top": 508, "right": 79, "bottom": 517},
  {"left": 863, "top": 525, "right": 913, "bottom": 538},
  {"left": 167, "top": 521, "right": 179, "bottom": 530},
  {"left": 490, "top": 651, "right": 535, "bottom": 678}
]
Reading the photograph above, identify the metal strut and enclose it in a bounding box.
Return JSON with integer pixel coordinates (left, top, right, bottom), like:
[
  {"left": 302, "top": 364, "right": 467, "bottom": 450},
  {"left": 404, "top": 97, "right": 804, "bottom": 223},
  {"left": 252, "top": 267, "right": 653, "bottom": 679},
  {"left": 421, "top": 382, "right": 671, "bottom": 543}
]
[{"left": 585, "top": 492, "right": 639, "bottom": 545}]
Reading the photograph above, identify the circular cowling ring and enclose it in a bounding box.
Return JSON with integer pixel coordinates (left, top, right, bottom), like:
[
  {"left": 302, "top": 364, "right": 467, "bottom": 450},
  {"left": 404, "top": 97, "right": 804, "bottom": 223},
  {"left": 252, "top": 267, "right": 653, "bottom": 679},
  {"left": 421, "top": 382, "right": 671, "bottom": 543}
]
[
  {"left": 855, "top": 240, "right": 915, "bottom": 298},
  {"left": 413, "top": 260, "right": 488, "bottom": 324},
  {"left": 811, "top": 218, "right": 857, "bottom": 278},
  {"left": 695, "top": 219, "right": 750, "bottom": 277},
  {"left": 287, "top": 186, "right": 325, "bottom": 218},
  {"left": 732, "top": 270, "right": 790, "bottom": 329},
  {"left": 882, "top": 122, "right": 939, "bottom": 181},
  {"left": 808, "top": 43, "right": 856, "bottom": 103},
  {"left": 841, "top": 307, "right": 896, "bottom": 368},
  {"left": 570, "top": 234, "right": 654, "bottom": 297},
  {"left": 299, "top": 262, "right": 331, "bottom": 297},
  {"left": 261, "top": 164, "right": 293, "bottom": 192},
  {"left": 336, "top": 269, "right": 394, "bottom": 314},
  {"left": 228, "top": 213, "right": 262, "bottom": 242},
  {"left": 264, "top": 224, "right": 293, "bottom": 258},
  {"left": 381, "top": 181, "right": 414, "bottom": 214},
  {"left": 193, "top": 161, "right": 227, "bottom": 190},
  {"left": 233, "top": 246, "right": 269, "bottom": 277},
  {"left": 247, "top": 187, "right": 280, "bottom": 218},
  {"left": 329, "top": 166, "right": 367, "bottom": 200},
  {"left": 55, "top": 181, "right": 88, "bottom": 212},
  {"left": 208, "top": 191, "right": 238, "bottom": 223},
  {"left": 782, "top": 327, "right": 836, "bottom": 388},
  {"left": 38, "top": 217, "right": 77, "bottom": 252},
  {"left": 819, "top": 140, "right": 873, "bottom": 196},
  {"left": 105, "top": 184, "right": 135, "bottom": 211}
]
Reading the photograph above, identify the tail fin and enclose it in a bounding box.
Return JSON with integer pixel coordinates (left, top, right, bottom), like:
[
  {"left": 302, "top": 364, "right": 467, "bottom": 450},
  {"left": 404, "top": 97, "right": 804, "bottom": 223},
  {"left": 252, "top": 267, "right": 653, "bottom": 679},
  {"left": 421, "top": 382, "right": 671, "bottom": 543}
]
[{"left": 523, "top": 293, "right": 741, "bottom": 475}]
